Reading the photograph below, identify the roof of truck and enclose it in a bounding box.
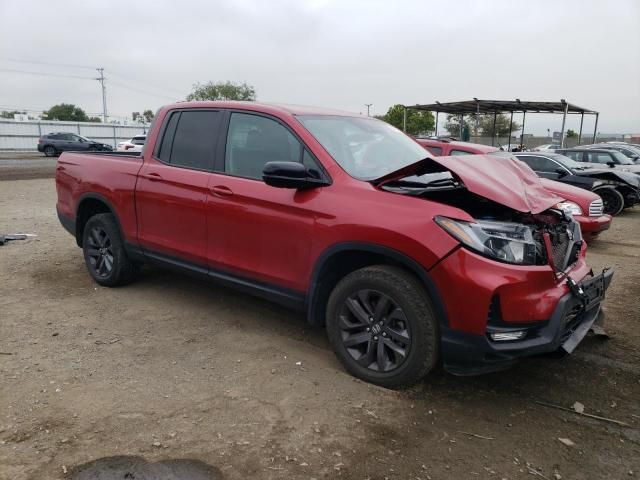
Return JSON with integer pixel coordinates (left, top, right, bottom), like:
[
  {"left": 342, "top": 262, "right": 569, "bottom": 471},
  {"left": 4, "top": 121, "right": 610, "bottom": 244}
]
[{"left": 162, "top": 101, "right": 364, "bottom": 118}]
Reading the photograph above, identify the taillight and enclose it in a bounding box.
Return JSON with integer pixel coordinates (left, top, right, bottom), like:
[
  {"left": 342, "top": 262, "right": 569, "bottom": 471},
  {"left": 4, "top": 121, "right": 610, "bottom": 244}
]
[
  {"left": 38, "top": 139, "right": 43, "bottom": 143},
  {"left": 125, "top": 145, "right": 133, "bottom": 150}
]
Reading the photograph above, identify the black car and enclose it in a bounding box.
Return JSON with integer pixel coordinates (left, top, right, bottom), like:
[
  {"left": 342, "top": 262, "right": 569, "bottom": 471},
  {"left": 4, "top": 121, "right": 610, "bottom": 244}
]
[
  {"left": 512, "top": 152, "right": 640, "bottom": 216},
  {"left": 556, "top": 147, "right": 640, "bottom": 175},
  {"left": 37, "top": 132, "right": 113, "bottom": 157}
]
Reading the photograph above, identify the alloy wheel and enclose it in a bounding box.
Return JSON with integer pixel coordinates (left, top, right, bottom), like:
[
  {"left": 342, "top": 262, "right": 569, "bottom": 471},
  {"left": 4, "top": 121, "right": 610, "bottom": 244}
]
[
  {"left": 85, "top": 226, "right": 114, "bottom": 278},
  {"left": 338, "top": 289, "right": 411, "bottom": 372}
]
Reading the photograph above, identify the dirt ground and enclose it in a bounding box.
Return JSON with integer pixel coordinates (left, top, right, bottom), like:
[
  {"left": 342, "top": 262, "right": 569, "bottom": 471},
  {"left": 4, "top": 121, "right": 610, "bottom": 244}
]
[{"left": 1, "top": 164, "right": 639, "bottom": 480}]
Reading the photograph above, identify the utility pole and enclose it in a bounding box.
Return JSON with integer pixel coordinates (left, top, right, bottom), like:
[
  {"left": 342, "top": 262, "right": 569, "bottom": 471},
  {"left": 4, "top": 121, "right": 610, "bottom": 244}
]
[
  {"left": 365, "top": 103, "right": 372, "bottom": 116},
  {"left": 96, "top": 68, "right": 107, "bottom": 123}
]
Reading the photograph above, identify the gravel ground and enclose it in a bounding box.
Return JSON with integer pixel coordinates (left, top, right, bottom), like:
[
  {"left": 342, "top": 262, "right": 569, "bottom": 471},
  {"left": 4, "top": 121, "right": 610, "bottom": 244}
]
[{"left": 1, "top": 169, "right": 639, "bottom": 480}]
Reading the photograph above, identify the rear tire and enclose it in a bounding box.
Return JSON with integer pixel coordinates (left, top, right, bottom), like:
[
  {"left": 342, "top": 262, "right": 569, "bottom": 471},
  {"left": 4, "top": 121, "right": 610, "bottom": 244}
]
[
  {"left": 44, "top": 145, "right": 56, "bottom": 157},
  {"left": 82, "top": 213, "right": 138, "bottom": 287},
  {"left": 326, "top": 265, "right": 439, "bottom": 388},
  {"left": 595, "top": 187, "right": 624, "bottom": 216}
]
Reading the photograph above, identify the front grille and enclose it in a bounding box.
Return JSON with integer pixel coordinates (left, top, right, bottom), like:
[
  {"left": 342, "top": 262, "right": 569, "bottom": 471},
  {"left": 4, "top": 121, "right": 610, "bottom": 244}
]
[
  {"left": 550, "top": 231, "right": 570, "bottom": 270},
  {"left": 589, "top": 199, "right": 604, "bottom": 217}
]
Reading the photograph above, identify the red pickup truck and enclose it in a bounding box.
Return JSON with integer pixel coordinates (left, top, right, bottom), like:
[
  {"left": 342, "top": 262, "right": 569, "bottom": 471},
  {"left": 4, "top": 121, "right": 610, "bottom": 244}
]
[
  {"left": 416, "top": 138, "right": 612, "bottom": 239},
  {"left": 56, "top": 102, "right": 612, "bottom": 387}
]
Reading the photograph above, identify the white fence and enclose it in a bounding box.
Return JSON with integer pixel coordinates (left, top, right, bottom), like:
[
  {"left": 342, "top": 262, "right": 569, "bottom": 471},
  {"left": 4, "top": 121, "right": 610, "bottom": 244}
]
[{"left": 0, "top": 119, "right": 149, "bottom": 151}]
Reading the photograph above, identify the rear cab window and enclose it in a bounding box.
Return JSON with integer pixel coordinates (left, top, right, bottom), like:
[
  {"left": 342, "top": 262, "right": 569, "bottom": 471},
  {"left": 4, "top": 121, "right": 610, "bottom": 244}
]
[
  {"left": 155, "top": 110, "right": 222, "bottom": 171},
  {"left": 450, "top": 149, "right": 473, "bottom": 156}
]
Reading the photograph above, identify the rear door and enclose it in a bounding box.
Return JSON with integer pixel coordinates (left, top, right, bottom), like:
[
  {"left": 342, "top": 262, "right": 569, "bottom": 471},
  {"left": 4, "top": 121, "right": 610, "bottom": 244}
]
[{"left": 136, "top": 109, "right": 222, "bottom": 266}]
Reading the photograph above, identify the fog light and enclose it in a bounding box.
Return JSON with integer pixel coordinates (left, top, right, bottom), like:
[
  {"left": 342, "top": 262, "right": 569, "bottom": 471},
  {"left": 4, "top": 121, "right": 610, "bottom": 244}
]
[{"left": 489, "top": 331, "right": 527, "bottom": 341}]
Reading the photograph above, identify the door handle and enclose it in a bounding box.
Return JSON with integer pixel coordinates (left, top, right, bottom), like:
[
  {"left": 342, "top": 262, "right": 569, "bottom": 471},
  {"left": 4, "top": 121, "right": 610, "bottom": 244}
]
[
  {"left": 210, "top": 185, "right": 233, "bottom": 197},
  {"left": 142, "top": 172, "right": 163, "bottom": 181}
]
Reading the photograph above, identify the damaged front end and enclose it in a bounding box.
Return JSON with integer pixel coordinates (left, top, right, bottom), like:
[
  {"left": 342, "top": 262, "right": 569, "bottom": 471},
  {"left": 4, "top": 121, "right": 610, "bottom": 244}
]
[
  {"left": 375, "top": 156, "right": 614, "bottom": 374},
  {"left": 378, "top": 162, "right": 582, "bottom": 274}
]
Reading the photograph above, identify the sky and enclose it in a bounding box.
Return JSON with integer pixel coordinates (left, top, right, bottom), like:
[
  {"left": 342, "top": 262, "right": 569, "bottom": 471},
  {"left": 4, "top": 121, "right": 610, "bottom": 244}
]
[{"left": 0, "top": 0, "right": 638, "bottom": 135}]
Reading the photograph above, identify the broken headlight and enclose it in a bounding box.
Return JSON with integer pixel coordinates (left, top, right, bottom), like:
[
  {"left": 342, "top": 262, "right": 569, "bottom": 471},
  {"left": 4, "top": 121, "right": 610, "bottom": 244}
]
[
  {"left": 556, "top": 201, "right": 583, "bottom": 216},
  {"left": 435, "top": 217, "right": 538, "bottom": 265}
]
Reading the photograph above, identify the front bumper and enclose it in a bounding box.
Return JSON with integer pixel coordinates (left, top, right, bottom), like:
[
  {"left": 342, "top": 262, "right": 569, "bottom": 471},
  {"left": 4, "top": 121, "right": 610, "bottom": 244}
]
[
  {"left": 440, "top": 268, "right": 613, "bottom": 375},
  {"left": 575, "top": 214, "right": 611, "bottom": 238}
]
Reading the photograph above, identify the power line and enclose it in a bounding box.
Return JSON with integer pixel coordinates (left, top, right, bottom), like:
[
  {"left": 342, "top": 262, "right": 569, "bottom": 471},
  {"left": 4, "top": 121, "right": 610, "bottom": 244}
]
[
  {"left": 0, "top": 67, "right": 95, "bottom": 80},
  {"left": 108, "top": 70, "right": 185, "bottom": 98},
  {"left": 109, "top": 80, "right": 180, "bottom": 101},
  {"left": 0, "top": 57, "right": 97, "bottom": 70}
]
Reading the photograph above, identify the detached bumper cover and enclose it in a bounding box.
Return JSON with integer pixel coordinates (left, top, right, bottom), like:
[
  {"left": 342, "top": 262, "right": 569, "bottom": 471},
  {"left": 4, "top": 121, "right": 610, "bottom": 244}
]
[{"left": 441, "top": 268, "right": 614, "bottom": 375}]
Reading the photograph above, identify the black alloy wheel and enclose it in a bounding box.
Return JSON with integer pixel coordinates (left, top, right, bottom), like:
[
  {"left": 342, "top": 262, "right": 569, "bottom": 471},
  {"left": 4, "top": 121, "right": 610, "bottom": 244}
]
[
  {"left": 326, "top": 265, "right": 438, "bottom": 388},
  {"left": 597, "top": 187, "right": 624, "bottom": 216},
  {"left": 82, "top": 213, "right": 139, "bottom": 287},
  {"left": 85, "top": 226, "right": 114, "bottom": 278},
  {"left": 338, "top": 289, "right": 411, "bottom": 372}
]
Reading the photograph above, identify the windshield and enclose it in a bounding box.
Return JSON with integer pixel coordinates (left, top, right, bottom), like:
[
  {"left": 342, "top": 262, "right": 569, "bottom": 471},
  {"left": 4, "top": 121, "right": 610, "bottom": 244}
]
[
  {"left": 552, "top": 154, "right": 586, "bottom": 170},
  {"left": 297, "top": 115, "right": 429, "bottom": 180},
  {"left": 610, "top": 150, "right": 635, "bottom": 164}
]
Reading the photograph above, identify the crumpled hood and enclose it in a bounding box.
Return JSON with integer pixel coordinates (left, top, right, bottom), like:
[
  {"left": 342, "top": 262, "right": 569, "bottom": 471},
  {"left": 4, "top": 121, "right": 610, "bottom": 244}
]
[{"left": 375, "top": 154, "right": 563, "bottom": 214}]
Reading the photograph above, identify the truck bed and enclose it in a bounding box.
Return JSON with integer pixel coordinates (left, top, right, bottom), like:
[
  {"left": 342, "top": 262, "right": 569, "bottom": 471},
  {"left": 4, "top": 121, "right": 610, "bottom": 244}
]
[{"left": 55, "top": 151, "right": 144, "bottom": 245}]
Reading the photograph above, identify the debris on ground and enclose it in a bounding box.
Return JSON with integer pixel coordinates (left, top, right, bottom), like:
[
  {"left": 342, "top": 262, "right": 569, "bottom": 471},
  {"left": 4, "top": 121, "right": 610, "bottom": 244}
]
[
  {"left": 457, "top": 431, "right": 494, "bottom": 440},
  {"left": 0, "top": 233, "right": 36, "bottom": 246},
  {"left": 558, "top": 438, "right": 575, "bottom": 447},
  {"left": 535, "top": 400, "right": 629, "bottom": 427}
]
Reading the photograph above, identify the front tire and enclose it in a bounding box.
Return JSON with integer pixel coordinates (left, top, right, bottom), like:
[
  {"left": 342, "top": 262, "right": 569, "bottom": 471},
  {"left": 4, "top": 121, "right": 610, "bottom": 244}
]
[
  {"left": 595, "top": 187, "right": 624, "bottom": 216},
  {"left": 326, "top": 265, "right": 439, "bottom": 388},
  {"left": 82, "top": 213, "right": 138, "bottom": 287}
]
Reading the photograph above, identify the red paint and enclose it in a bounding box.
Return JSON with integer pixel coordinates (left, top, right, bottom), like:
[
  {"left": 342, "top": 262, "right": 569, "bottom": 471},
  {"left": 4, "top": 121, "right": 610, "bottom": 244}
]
[
  {"left": 416, "top": 138, "right": 612, "bottom": 238},
  {"left": 56, "top": 102, "right": 600, "bottom": 338}
]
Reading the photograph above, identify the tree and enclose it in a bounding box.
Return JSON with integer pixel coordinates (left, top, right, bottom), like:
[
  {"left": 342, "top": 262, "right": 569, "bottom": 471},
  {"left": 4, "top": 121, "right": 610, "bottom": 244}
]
[
  {"left": 479, "top": 114, "right": 521, "bottom": 138},
  {"left": 186, "top": 81, "right": 256, "bottom": 101},
  {"left": 87, "top": 116, "right": 101, "bottom": 123},
  {"left": 378, "top": 105, "right": 434, "bottom": 136},
  {"left": 566, "top": 129, "right": 577, "bottom": 138},
  {"left": 132, "top": 111, "right": 142, "bottom": 122},
  {"left": 1, "top": 110, "right": 25, "bottom": 119},
  {"left": 143, "top": 109, "right": 154, "bottom": 123},
  {"left": 444, "top": 114, "right": 473, "bottom": 137},
  {"left": 43, "top": 104, "right": 90, "bottom": 122}
]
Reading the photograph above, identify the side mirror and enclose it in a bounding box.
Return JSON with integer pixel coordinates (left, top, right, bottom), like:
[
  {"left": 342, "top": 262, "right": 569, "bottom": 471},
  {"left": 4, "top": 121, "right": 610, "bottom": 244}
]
[
  {"left": 606, "top": 161, "right": 616, "bottom": 168},
  {"left": 262, "top": 161, "right": 329, "bottom": 189},
  {"left": 555, "top": 168, "right": 568, "bottom": 177}
]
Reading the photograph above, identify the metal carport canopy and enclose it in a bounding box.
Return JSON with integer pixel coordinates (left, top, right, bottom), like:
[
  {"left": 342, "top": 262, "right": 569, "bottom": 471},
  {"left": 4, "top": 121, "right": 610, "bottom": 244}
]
[{"left": 403, "top": 99, "right": 599, "bottom": 147}]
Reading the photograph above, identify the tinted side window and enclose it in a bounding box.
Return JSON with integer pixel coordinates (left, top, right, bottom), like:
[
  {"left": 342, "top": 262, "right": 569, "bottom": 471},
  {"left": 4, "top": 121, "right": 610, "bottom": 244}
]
[
  {"left": 156, "top": 112, "right": 179, "bottom": 162},
  {"left": 519, "top": 155, "right": 560, "bottom": 173},
  {"left": 426, "top": 146, "right": 442, "bottom": 155},
  {"left": 586, "top": 152, "right": 612, "bottom": 164},
  {"left": 225, "top": 113, "right": 302, "bottom": 180},
  {"left": 170, "top": 111, "right": 220, "bottom": 170},
  {"left": 450, "top": 149, "right": 473, "bottom": 156},
  {"left": 563, "top": 151, "right": 581, "bottom": 161}
]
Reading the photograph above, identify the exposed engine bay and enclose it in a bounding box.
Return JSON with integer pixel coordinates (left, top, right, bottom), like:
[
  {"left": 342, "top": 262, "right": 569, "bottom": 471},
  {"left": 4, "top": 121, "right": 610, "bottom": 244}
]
[{"left": 381, "top": 171, "right": 582, "bottom": 271}]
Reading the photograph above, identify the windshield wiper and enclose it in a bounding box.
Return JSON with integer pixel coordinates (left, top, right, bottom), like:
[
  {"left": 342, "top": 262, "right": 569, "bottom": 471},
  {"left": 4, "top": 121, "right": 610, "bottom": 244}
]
[{"left": 380, "top": 177, "right": 463, "bottom": 195}]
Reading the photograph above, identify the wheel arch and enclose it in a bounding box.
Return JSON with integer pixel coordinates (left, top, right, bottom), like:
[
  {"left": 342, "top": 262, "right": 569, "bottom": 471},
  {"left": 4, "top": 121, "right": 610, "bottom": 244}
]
[
  {"left": 306, "top": 242, "right": 449, "bottom": 328},
  {"left": 75, "top": 193, "right": 125, "bottom": 248}
]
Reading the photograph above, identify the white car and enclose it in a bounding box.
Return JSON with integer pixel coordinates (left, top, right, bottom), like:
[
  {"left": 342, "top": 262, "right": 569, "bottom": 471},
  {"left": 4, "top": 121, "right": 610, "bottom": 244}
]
[
  {"left": 117, "top": 134, "right": 146, "bottom": 152},
  {"left": 533, "top": 144, "right": 561, "bottom": 151}
]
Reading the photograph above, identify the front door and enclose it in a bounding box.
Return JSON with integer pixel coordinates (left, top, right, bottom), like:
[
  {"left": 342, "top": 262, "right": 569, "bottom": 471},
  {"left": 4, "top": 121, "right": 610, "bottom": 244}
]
[
  {"left": 136, "top": 109, "right": 222, "bottom": 266},
  {"left": 205, "top": 111, "right": 326, "bottom": 293}
]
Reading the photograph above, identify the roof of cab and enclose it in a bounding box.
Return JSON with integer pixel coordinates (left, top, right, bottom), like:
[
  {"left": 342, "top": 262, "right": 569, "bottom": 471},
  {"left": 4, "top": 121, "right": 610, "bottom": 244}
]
[{"left": 160, "top": 101, "right": 364, "bottom": 118}]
